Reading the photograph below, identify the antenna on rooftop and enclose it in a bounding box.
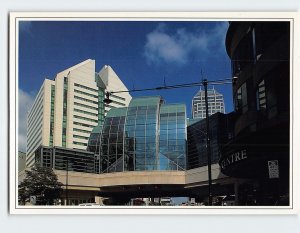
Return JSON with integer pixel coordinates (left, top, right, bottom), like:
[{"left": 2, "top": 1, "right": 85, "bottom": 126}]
[
  {"left": 200, "top": 69, "right": 204, "bottom": 91},
  {"left": 131, "top": 78, "right": 136, "bottom": 91},
  {"left": 163, "top": 76, "right": 167, "bottom": 88}
]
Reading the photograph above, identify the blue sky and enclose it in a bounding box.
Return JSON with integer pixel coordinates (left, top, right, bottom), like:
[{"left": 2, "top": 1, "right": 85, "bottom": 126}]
[{"left": 18, "top": 21, "right": 232, "bottom": 151}]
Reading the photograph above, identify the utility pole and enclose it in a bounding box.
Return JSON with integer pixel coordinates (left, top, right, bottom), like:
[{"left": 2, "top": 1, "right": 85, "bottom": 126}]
[
  {"left": 203, "top": 79, "right": 213, "bottom": 206},
  {"left": 66, "top": 159, "right": 69, "bottom": 206}
]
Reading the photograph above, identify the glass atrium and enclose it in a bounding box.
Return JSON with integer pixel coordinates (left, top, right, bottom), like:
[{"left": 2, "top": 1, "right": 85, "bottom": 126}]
[{"left": 87, "top": 96, "right": 187, "bottom": 173}]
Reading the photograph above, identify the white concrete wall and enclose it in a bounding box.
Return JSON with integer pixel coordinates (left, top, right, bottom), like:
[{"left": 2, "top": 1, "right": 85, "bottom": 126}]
[
  {"left": 41, "top": 79, "right": 54, "bottom": 146},
  {"left": 53, "top": 73, "right": 64, "bottom": 147},
  {"left": 98, "top": 65, "right": 132, "bottom": 113},
  {"left": 67, "top": 60, "right": 98, "bottom": 150}
]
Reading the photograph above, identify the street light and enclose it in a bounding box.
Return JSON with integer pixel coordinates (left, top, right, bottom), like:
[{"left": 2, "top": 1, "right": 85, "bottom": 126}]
[
  {"left": 103, "top": 92, "right": 112, "bottom": 105},
  {"left": 65, "top": 159, "right": 69, "bottom": 206},
  {"left": 203, "top": 79, "right": 213, "bottom": 206}
]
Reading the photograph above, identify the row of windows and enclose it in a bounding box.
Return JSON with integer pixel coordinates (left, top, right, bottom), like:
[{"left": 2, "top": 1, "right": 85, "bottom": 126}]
[
  {"left": 73, "top": 134, "right": 90, "bottom": 140},
  {"left": 27, "top": 136, "right": 42, "bottom": 154},
  {"left": 74, "top": 89, "right": 98, "bottom": 99},
  {"left": 28, "top": 99, "right": 44, "bottom": 127},
  {"left": 27, "top": 95, "right": 44, "bottom": 128},
  {"left": 73, "top": 141, "right": 88, "bottom": 146},
  {"left": 74, "top": 95, "right": 98, "bottom": 105},
  {"left": 74, "top": 102, "right": 98, "bottom": 111},
  {"left": 109, "top": 99, "right": 126, "bottom": 106},
  {"left": 194, "top": 97, "right": 224, "bottom": 101},
  {"left": 73, "top": 115, "right": 98, "bottom": 123},
  {"left": 235, "top": 79, "right": 267, "bottom": 113},
  {"left": 27, "top": 122, "right": 43, "bottom": 147},
  {"left": 73, "top": 128, "right": 91, "bottom": 134},
  {"left": 195, "top": 101, "right": 224, "bottom": 106},
  {"left": 74, "top": 83, "right": 98, "bottom": 93},
  {"left": 73, "top": 121, "right": 94, "bottom": 128},
  {"left": 74, "top": 108, "right": 98, "bottom": 117},
  {"left": 110, "top": 94, "right": 126, "bottom": 101}
]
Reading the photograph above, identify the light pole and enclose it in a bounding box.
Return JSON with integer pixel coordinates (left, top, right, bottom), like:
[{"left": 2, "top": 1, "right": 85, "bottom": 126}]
[
  {"left": 203, "top": 79, "right": 213, "bottom": 206},
  {"left": 65, "top": 159, "right": 69, "bottom": 206}
]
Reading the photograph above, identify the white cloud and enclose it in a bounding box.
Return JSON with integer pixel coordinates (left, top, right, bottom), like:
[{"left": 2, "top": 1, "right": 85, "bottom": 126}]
[
  {"left": 144, "top": 22, "right": 228, "bottom": 65},
  {"left": 18, "top": 89, "right": 35, "bottom": 152}
]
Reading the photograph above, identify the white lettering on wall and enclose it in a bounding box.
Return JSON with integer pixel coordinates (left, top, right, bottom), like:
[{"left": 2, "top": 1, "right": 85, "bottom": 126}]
[{"left": 221, "top": 149, "right": 247, "bottom": 169}]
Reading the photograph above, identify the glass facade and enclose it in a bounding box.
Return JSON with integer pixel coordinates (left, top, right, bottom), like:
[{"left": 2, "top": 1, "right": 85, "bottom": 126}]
[
  {"left": 62, "top": 77, "right": 68, "bottom": 147},
  {"left": 49, "top": 84, "right": 55, "bottom": 146},
  {"left": 35, "top": 146, "right": 96, "bottom": 173},
  {"left": 187, "top": 112, "right": 234, "bottom": 169},
  {"left": 159, "top": 104, "right": 186, "bottom": 170},
  {"left": 88, "top": 96, "right": 187, "bottom": 173}
]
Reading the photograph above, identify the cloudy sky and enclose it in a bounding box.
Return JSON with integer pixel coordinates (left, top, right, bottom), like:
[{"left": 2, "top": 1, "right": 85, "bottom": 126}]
[{"left": 19, "top": 21, "right": 232, "bottom": 152}]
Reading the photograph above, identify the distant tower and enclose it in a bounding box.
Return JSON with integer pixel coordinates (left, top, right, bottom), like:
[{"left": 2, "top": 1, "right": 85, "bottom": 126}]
[{"left": 192, "top": 88, "right": 225, "bottom": 119}]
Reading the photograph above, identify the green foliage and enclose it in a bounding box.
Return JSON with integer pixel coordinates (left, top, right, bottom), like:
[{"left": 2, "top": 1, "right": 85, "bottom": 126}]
[{"left": 18, "top": 166, "right": 63, "bottom": 205}]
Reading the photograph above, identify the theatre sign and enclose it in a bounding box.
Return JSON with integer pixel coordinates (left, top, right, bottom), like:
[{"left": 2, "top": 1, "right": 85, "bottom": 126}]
[{"left": 220, "top": 149, "right": 247, "bottom": 170}]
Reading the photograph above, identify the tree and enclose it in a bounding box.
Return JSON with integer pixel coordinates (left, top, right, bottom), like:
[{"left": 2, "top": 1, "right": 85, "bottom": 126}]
[{"left": 18, "top": 166, "right": 63, "bottom": 205}]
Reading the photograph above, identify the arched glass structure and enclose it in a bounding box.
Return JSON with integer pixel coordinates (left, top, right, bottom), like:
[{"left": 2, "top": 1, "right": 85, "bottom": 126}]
[{"left": 87, "top": 96, "right": 187, "bottom": 173}]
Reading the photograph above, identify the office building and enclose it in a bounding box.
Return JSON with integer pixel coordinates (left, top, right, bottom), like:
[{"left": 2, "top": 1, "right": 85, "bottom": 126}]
[
  {"left": 26, "top": 59, "right": 131, "bottom": 167},
  {"left": 192, "top": 88, "right": 225, "bottom": 119},
  {"left": 187, "top": 112, "right": 234, "bottom": 170},
  {"left": 220, "top": 22, "right": 290, "bottom": 205},
  {"left": 88, "top": 96, "right": 187, "bottom": 173}
]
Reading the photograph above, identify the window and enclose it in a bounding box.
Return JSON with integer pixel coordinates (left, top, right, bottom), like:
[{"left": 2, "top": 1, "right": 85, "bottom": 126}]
[
  {"left": 256, "top": 80, "right": 267, "bottom": 110},
  {"left": 235, "top": 82, "right": 248, "bottom": 113}
]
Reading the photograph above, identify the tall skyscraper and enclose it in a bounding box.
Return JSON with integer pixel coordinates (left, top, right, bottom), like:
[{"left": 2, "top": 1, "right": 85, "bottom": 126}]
[
  {"left": 192, "top": 88, "right": 225, "bottom": 119},
  {"left": 26, "top": 59, "right": 131, "bottom": 167}
]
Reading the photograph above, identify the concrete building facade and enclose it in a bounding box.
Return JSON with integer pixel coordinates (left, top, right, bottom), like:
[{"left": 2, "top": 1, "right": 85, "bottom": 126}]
[{"left": 26, "top": 59, "right": 131, "bottom": 167}]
